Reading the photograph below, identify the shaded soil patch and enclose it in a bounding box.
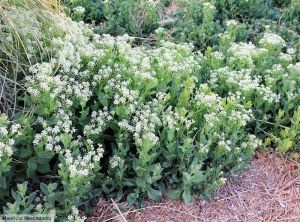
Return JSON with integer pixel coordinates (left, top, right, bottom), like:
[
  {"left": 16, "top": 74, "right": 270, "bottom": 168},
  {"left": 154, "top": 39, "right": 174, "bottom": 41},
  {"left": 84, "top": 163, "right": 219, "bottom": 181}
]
[{"left": 88, "top": 152, "right": 300, "bottom": 222}]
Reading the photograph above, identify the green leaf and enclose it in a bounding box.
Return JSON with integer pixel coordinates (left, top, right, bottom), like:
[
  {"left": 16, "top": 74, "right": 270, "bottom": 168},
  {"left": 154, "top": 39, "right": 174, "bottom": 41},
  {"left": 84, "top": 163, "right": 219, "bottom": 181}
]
[
  {"left": 147, "top": 187, "right": 162, "bottom": 201},
  {"left": 127, "top": 192, "right": 138, "bottom": 207},
  {"left": 98, "top": 92, "right": 108, "bottom": 106},
  {"left": 192, "top": 173, "right": 205, "bottom": 184},
  {"left": 37, "top": 163, "right": 50, "bottom": 174},
  {"left": 18, "top": 181, "right": 28, "bottom": 197},
  {"left": 35, "top": 104, "right": 49, "bottom": 116},
  {"left": 85, "top": 201, "right": 93, "bottom": 216},
  {"left": 60, "top": 133, "right": 71, "bottom": 148},
  {"left": 117, "top": 190, "right": 123, "bottom": 201},
  {"left": 52, "top": 192, "right": 65, "bottom": 202},
  {"left": 157, "top": 182, "right": 166, "bottom": 193},
  {"left": 115, "top": 106, "right": 127, "bottom": 118},
  {"left": 277, "top": 138, "right": 293, "bottom": 154},
  {"left": 166, "top": 189, "right": 181, "bottom": 200},
  {"left": 19, "top": 148, "right": 33, "bottom": 159},
  {"left": 91, "top": 188, "right": 102, "bottom": 197},
  {"left": 0, "top": 176, "right": 7, "bottom": 189},
  {"left": 123, "top": 180, "right": 135, "bottom": 187},
  {"left": 136, "top": 178, "right": 145, "bottom": 188},
  {"left": 37, "top": 151, "right": 52, "bottom": 164},
  {"left": 23, "top": 95, "right": 33, "bottom": 106},
  {"left": 79, "top": 107, "right": 90, "bottom": 125},
  {"left": 182, "top": 190, "right": 193, "bottom": 204},
  {"left": 40, "top": 183, "right": 49, "bottom": 195},
  {"left": 11, "top": 190, "right": 20, "bottom": 201},
  {"left": 36, "top": 152, "right": 53, "bottom": 164},
  {"left": 48, "top": 183, "right": 58, "bottom": 192},
  {"left": 27, "top": 158, "right": 37, "bottom": 178},
  {"left": 28, "top": 192, "right": 37, "bottom": 204}
]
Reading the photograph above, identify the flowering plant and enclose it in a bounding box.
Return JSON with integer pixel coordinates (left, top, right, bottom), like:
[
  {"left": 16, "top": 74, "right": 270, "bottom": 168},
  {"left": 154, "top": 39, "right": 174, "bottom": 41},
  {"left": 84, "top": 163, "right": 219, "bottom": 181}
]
[{"left": 1, "top": 1, "right": 299, "bottom": 221}]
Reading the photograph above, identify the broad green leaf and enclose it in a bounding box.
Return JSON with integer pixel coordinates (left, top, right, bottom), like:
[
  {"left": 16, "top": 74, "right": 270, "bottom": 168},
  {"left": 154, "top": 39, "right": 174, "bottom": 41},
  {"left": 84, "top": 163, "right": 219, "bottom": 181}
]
[
  {"left": 27, "top": 158, "right": 37, "bottom": 178},
  {"left": 40, "top": 183, "right": 49, "bottom": 195},
  {"left": 19, "top": 148, "right": 33, "bottom": 159},
  {"left": 60, "top": 133, "right": 71, "bottom": 148},
  {"left": 192, "top": 173, "right": 205, "bottom": 184},
  {"left": 37, "top": 163, "right": 50, "bottom": 174},
  {"left": 0, "top": 176, "right": 7, "bottom": 189},
  {"left": 127, "top": 192, "right": 138, "bottom": 207},
  {"left": 36, "top": 152, "right": 53, "bottom": 164},
  {"left": 28, "top": 192, "right": 37, "bottom": 204},
  {"left": 182, "top": 190, "right": 193, "bottom": 204},
  {"left": 166, "top": 189, "right": 181, "bottom": 200},
  {"left": 98, "top": 92, "right": 108, "bottom": 106},
  {"left": 147, "top": 187, "right": 162, "bottom": 201}
]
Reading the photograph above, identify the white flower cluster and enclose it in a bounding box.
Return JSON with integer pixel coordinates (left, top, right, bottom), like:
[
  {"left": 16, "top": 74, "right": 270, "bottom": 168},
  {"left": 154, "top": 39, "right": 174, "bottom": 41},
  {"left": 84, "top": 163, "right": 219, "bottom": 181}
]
[
  {"left": 245, "top": 134, "right": 262, "bottom": 150},
  {"left": 288, "top": 62, "right": 300, "bottom": 75},
  {"left": 287, "top": 48, "right": 296, "bottom": 55},
  {"left": 211, "top": 51, "right": 225, "bottom": 61},
  {"left": 95, "top": 34, "right": 157, "bottom": 81},
  {"left": 162, "top": 107, "right": 195, "bottom": 130},
  {"left": 267, "top": 62, "right": 299, "bottom": 100},
  {"left": 203, "top": 98, "right": 253, "bottom": 128},
  {"left": 118, "top": 95, "right": 165, "bottom": 146},
  {"left": 195, "top": 87, "right": 223, "bottom": 111},
  {"left": 279, "top": 53, "right": 293, "bottom": 62},
  {"left": 204, "top": 112, "right": 220, "bottom": 128},
  {"left": 27, "top": 18, "right": 103, "bottom": 103},
  {"left": 110, "top": 155, "right": 121, "bottom": 168},
  {"left": 259, "top": 32, "right": 286, "bottom": 50},
  {"left": 73, "top": 6, "right": 85, "bottom": 14},
  {"left": 257, "top": 86, "right": 281, "bottom": 103},
  {"left": 155, "top": 27, "right": 165, "bottom": 34},
  {"left": 61, "top": 145, "right": 104, "bottom": 178},
  {"left": 203, "top": 2, "right": 216, "bottom": 11},
  {"left": 264, "top": 64, "right": 291, "bottom": 88},
  {"left": 11, "top": 123, "right": 21, "bottom": 135},
  {"left": 268, "top": 64, "right": 286, "bottom": 75},
  {"left": 105, "top": 75, "right": 139, "bottom": 107},
  {"left": 226, "top": 19, "right": 238, "bottom": 28},
  {"left": 210, "top": 67, "right": 280, "bottom": 103},
  {"left": 27, "top": 62, "right": 61, "bottom": 97},
  {"left": 228, "top": 42, "right": 268, "bottom": 67},
  {"left": 84, "top": 108, "right": 113, "bottom": 137},
  {"left": 25, "top": 15, "right": 201, "bottom": 115},
  {"left": 27, "top": 61, "right": 93, "bottom": 105},
  {"left": 228, "top": 106, "right": 253, "bottom": 127},
  {"left": 217, "top": 132, "right": 261, "bottom": 155},
  {"left": 199, "top": 143, "right": 209, "bottom": 153},
  {"left": 0, "top": 122, "right": 19, "bottom": 136},
  {"left": 152, "top": 41, "right": 199, "bottom": 75},
  {"left": 218, "top": 137, "right": 232, "bottom": 152},
  {"left": 0, "top": 139, "right": 14, "bottom": 163},
  {"left": 66, "top": 206, "right": 86, "bottom": 222},
  {"left": 33, "top": 110, "right": 75, "bottom": 152},
  {"left": 0, "top": 117, "right": 21, "bottom": 164}
]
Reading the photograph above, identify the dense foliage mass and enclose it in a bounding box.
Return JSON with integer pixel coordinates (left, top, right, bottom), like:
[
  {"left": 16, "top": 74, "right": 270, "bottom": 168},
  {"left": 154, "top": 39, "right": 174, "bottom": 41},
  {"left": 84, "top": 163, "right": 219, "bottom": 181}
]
[{"left": 0, "top": 0, "right": 299, "bottom": 221}]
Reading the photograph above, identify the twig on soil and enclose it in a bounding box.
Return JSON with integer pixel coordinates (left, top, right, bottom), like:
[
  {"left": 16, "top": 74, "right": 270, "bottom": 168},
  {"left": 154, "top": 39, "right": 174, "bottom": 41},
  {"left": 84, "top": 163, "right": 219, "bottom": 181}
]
[
  {"left": 98, "top": 205, "right": 203, "bottom": 222},
  {"left": 277, "top": 175, "right": 300, "bottom": 192},
  {"left": 110, "top": 198, "right": 128, "bottom": 222}
]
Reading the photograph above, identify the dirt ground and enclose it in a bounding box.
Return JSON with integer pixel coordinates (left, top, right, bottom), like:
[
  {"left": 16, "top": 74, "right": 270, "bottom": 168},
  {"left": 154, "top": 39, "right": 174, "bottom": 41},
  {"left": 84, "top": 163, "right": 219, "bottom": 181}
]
[{"left": 88, "top": 152, "right": 300, "bottom": 222}]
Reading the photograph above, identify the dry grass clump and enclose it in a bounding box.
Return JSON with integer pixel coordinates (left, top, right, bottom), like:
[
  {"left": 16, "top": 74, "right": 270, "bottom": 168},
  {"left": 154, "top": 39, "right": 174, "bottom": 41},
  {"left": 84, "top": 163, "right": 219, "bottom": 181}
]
[
  {"left": 88, "top": 152, "right": 300, "bottom": 222},
  {"left": 0, "top": 0, "right": 62, "bottom": 118}
]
